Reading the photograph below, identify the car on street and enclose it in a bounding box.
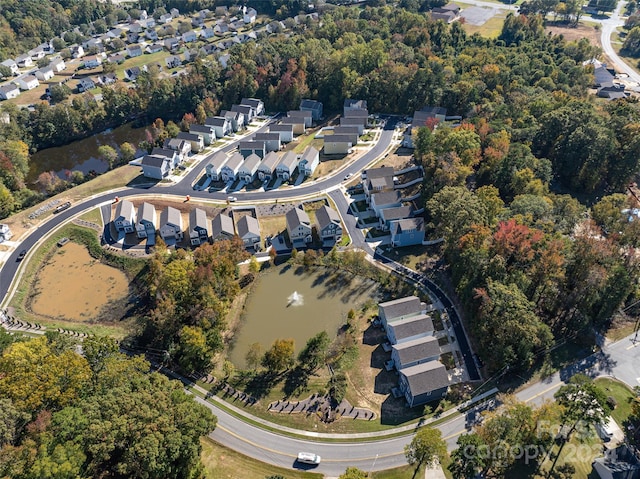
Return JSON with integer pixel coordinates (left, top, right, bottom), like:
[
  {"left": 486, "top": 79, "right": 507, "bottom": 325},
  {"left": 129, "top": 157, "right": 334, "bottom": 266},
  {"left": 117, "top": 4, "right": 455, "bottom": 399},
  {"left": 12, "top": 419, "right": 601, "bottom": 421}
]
[
  {"left": 228, "top": 196, "right": 237, "bottom": 202},
  {"left": 344, "top": 173, "right": 353, "bottom": 180},
  {"left": 297, "top": 452, "right": 321, "bottom": 465},
  {"left": 16, "top": 249, "right": 27, "bottom": 261}
]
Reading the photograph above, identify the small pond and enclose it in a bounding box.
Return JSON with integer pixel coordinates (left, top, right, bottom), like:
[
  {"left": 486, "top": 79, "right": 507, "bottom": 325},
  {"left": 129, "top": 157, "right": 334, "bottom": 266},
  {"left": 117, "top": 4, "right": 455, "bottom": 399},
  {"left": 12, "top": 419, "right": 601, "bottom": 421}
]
[{"left": 228, "top": 264, "right": 380, "bottom": 368}]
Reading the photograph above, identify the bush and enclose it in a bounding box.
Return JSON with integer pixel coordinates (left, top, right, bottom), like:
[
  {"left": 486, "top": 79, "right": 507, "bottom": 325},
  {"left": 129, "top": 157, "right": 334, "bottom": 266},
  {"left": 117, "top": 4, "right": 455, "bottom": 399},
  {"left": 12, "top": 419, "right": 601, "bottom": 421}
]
[{"left": 607, "top": 395, "right": 618, "bottom": 410}]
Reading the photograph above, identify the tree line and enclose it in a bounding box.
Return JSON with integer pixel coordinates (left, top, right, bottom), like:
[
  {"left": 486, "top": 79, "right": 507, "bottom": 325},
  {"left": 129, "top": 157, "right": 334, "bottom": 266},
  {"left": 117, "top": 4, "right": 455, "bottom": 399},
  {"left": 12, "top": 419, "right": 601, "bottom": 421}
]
[{"left": 0, "top": 332, "right": 216, "bottom": 478}]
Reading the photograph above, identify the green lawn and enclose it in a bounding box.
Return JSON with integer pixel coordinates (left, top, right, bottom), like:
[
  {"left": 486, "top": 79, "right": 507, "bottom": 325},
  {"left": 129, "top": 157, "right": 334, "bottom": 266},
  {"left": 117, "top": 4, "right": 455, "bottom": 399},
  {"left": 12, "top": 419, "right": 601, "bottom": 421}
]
[
  {"left": 460, "top": 10, "right": 509, "bottom": 38},
  {"left": 594, "top": 377, "right": 637, "bottom": 427}
]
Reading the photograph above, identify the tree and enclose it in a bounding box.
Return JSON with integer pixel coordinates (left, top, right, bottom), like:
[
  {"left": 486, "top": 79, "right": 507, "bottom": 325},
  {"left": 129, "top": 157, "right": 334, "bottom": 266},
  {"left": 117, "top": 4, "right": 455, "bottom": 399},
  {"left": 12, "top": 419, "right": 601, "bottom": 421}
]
[
  {"left": 246, "top": 342, "right": 263, "bottom": 370},
  {"left": 119, "top": 142, "right": 137, "bottom": 163},
  {"left": 262, "top": 339, "right": 295, "bottom": 372},
  {"left": 97, "top": 144, "right": 118, "bottom": 169},
  {"left": 405, "top": 426, "right": 447, "bottom": 474},
  {"left": 82, "top": 336, "right": 119, "bottom": 376},
  {"left": 298, "top": 331, "right": 330, "bottom": 372},
  {"left": 0, "top": 182, "right": 15, "bottom": 219},
  {"left": 49, "top": 84, "right": 72, "bottom": 103},
  {"left": 555, "top": 374, "right": 611, "bottom": 439},
  {"left": 449, "top": 433, "right": 488, "bottom": 479},
  {"left": 328, "top": 372, "right": 348, "bottom": 404},
  {"left": 249, "top": 255, "right": 261, "bottom": 274},
  {"left": 339, "top": 467, "right": 368, "bottom": 479},
  {"left": 176, "top": 326, "right": 214, "bottom": 374}
]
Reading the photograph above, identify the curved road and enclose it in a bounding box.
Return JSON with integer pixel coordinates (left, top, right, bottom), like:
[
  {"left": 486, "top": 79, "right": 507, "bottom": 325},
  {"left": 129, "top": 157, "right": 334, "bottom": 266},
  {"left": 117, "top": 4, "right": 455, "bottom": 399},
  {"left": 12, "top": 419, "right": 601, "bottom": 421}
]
[{"left": 600, "top": 1, "right": 640, "bottom": 84}]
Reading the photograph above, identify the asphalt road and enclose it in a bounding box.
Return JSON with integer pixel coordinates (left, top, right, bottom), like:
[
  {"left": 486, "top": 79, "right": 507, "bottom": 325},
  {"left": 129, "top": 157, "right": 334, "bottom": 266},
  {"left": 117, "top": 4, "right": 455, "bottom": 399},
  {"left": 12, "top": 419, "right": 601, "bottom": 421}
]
[{"left": 600, "top": 1, "right": 640, "bottom": 84}]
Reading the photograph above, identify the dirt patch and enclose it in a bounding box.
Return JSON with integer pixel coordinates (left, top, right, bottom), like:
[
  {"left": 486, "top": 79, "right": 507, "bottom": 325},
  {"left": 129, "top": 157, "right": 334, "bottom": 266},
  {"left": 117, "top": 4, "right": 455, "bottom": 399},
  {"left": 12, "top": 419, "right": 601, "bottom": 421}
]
[
  {"left": 545, "top": 23, "right": 601, "bottom": 45},
  {"left": 28, "top": 242, "right": 130, "bottom": 322}
]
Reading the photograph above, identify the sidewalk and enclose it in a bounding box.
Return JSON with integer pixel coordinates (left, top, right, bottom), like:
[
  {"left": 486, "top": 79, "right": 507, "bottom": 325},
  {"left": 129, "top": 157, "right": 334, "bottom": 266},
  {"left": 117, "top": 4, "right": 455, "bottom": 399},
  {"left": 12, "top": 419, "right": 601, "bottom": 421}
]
[{"left": 425, "top": 464, "right": 447, "bottom": 479}]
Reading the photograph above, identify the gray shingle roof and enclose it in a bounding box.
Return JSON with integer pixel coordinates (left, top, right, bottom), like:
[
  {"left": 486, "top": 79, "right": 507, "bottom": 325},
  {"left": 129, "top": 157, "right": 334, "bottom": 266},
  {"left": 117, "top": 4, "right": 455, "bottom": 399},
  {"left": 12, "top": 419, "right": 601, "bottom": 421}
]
[
  {"left": 286, "top": 206, "right": 310, "bottom": 229},
  {"left": 189, "top": 208, "right": 208, "bottom": 231},
  {"left": 379, "top": 296, "right": 423, "bottom": 321},
  {"left": 316, "top": 205, "right": 340, "bottom": 230},
  {"left": 393, "top": 336, "right": 440, "bottom": 367},
  {"left": 400, "top": 360, "right": 449, "bottom": 395},
  {"left": 388, "top": 314, "right": 434, "bottom": 343},
  {"left": 115, "top": 199, "right": 135, "bottom": 221},
  {"left": 212, "top": 213, "right": 234, "bottom": 237},
  {"left": 237, "top": 215, "right": 260, "bottom": 237}
]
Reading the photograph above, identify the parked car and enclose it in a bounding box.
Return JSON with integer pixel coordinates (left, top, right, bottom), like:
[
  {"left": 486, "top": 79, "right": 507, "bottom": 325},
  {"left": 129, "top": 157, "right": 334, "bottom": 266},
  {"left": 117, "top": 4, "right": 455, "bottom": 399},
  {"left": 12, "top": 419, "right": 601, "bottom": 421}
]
[
  {"left": 53, "top": 201, "right": 72, "bottom": 214},
  {"left": 16, "top": 249, "right": 27, "bottom": 261},
  {"left": 297, "top": 452, "right": 321, "bottom": 465}
]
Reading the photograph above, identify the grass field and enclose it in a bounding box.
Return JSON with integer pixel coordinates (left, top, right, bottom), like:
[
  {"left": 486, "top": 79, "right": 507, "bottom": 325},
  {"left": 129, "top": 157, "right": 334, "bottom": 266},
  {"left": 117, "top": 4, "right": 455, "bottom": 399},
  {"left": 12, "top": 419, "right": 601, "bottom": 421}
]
[
  {"left": 594, "top": 377, "right": 637, "bottom": 427},
  {"left": 460, "top": 11, "right": 509, "bottom": 38}
]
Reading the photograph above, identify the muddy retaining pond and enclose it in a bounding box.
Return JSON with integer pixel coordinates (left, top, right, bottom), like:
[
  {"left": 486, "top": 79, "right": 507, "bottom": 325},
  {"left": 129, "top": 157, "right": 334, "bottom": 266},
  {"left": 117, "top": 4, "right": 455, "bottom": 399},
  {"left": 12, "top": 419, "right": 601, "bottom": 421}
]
[{"left": 228, "top": 264, "right": 380, "bottom": 368}]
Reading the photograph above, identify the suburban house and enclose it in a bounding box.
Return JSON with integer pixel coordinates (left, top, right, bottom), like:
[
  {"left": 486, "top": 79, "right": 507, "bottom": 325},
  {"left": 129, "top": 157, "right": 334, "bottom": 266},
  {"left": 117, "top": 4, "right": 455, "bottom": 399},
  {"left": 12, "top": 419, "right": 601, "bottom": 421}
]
[
  {"left": 276, "top": 151, "right": 299, "bottom": 180},
  {"left": 243, "top": 7, "right": 258, "bottom": 23},
  {"left": 231, "top": 104, "right": 254, "bottom": 125},
  {"left": 370, "top": 191, "right": 403, "bottom": 217},
  {"left": 257, "top": 151, "right": 280, "bottom": 181},
  {"left": 16, "top": 75, "right": 39, "bottom": 91},
  {"left": 124, "top": 66, "right": 142, "bottom": 81},
  {"left": 430, "top": 8, "right": 457, "bottom": 23},
  {"left": 363, "top": 166, "right": 395, "bottom": 200},
  {"left": 170, "top": 7, "right": 180, "bottom": 17},
  {"left": 205, "top": 151, "right": 229, "bottom": 181},
  {"left": 182, "top": 30, "right": 198, "bottom": 43},
  {"left": 286, "top": 205, "right": 312, "bottom": 245},
  {"left": 0, "top": 224, "right": 12, "bottom": 243},
  {"left": 70, "top": 45, "right": 85, "bottom": 59},
  {"left": 0, "top": 83, "right": 20, "bottom": 100},
  {"left": 176, "top": 132, "right": 204, "bottom": 153},
  {"left": 343, "top": 108, "right": 369, "bottom": 126},
  {"left": 113, "top": 199, "right": 136, "bottom": 233},
  {"left": 300, "top": 99, "right": 323, "bottom": 121},
  {"left": 380, "top": 205, "right": 413, "bottom": 231},
  {"left": 97, "top": 73, "right": 117, "bottom": 86},
  {"left": 339, "top": 116, "right": 365, "bottom": 135},
  {"left": 592, "top": 444, "right": 640, "bottom": 479},
  {"left": 141, "top": 155, "right": 171, "bottom": 179},
  {"left": 214, "top": 23, "right": 230, "bottom": 36},
  {"left": 162, "top": 136, "right": 190, "bottom": 160},
  {"left": 150, "top": 147, "right": 180, "bottom": 168},
  {"left": 399, "top": 360, "right": 450, "bottom": 407},
  {"left": 206, "top": 116, "right": 233, "bottom": 137},
  {"left": 35, "top": 67, "right": 54, "bottom": 81},
  {"left": 218, "top": 53, "right": 231, "bottom": 69},
  {"left": 239, "top": 140, "right": 266, "bottom": 159},
  {"left": 107, "top": 53, "right": 125, "bottom": 64},
  {"left": 146, "top": 29, "right": 160, "bottom": 41},
  {"left": 391, "top": 218, "right": 425, "bottom": 248},
  {"left": 269, "top": 123, "right": 294, "bottom": 143},
  {"left": 164, "top": 37, "right": 180, "bottom": 51},
  {"left": 77, "top": 78, "right": 95, "bottom": 92},
  {"left": 16, "top": 54, "right": 33, "bottom": 68},
  {"left": 287, "top": 110, "right": 312, "bottom": 128},
  {"left": 391, "top": 336, "right": 441, "bottom": 370},
  {"left": 1, "top": 59, "right": 18, "bottom": 75},
  {"left": 333, "top": 126, "right": 360, "bottom": 145},
  {"left": 107, "top": 27, "right": 124, "bottom": 38},
  {"left": 236, "top": 215, "right": 261, "bottom": 251},
  {"left": 254, "top": 132, "right": 281, "bottom": 152},
  {"left": 128, "top": 22, "right": 143, "bottom": 33},
  {"left": 379, "top": 296, "right": 426, "bottom": 326},
  {"left": 220, "top": 152, "right": 243, "bottom": 182},
  {"left": 159, "top": 206, "right": 184, "bottom": 243},
  {"left": 50, "top": 58, "right": 66, "bottom": 72},
  {"left": 240, "top": 97, "right": 265, "bottom": 116},
  {"left": 316, "top": 205, "right": 343, "bottom": 244},
  {"left": 146, "top": 43, "right": 164, "bottom": 54},
  {"left": 323, "top": 135, "right": 352, "bottom": 156},
  {"left": 211, "top": 213, "right": 235, "bottom": 241},
  {"left": 280, "top": 116, "right": 306, "bottom": 135},
  {"left": 127, "top": 33, "right": 140, "bottom": 44},
  {"left": 344, "top": 98, "right": 367, "bottom": 114},
  {"left": 386, "top": 314, "right": 435, "bottom": 345},
  {"left": 298, "top": 146, "right": 319, "bottom": 177},
  {"left": 189, "top": 124, "right": 216, "bottom": 145},
  {"left": 165, "top": 55, "right": 182, "bottom": 69},
  {"left": 201, "top": 27, "right": 215, "bottom": 39},
  {"left": 159, "top": 13, "right": 173, "bottom": 24},
  {"left": 126, "top": 44, "right": 143, "bottom": 57},
  {"left": 221, "top": 110, "right": 243, "bottom": 131},
  {"left": 413, "top": 106, "right": 447, "bottom": 127},
  {"left": 238, "top": 153, "right": 261, "bottom": 183},
  {"left": 136, "top": 202, "right": 157, "bottom": 239},
  {"left": 83, "top": 55, "right": 102, "bottom": 69}
]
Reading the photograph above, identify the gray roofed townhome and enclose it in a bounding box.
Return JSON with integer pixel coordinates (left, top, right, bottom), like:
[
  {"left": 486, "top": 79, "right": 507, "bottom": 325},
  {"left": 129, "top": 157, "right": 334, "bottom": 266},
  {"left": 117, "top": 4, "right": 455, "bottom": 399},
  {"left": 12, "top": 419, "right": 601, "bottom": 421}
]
[
  {"left": 151, "top": 147, "right": 179, "bottom": 168},
  {"left": 592, "top": 444, "right": 640, "bottom": 479},
  {"left": 399, "top": 360, "right": 450, "bottom": 407},
  {"left": 269, "top": 123, "right": 294, "bottom": 143},
  {"left": 287, "top": 110, "right": 312, "bottom": 128},
  {"left": 221, "top": 110, "right": 244, "bottom": 131},
  {"left": 343, "top": 99, "right": 367, "bottom": 113},
  {"left": 370, "top": 190, "right": 402, "bottom": 217},
  {"left": 299, "top": 99, "right": 323, "bottom": 120},
  {"left": 205, "top": 115, "right": 233, "bottom": 137},
  {"left": 159, "top": 206, "right": 184, "bottom": 242},
  {"left": 378, "top": 296, "right": 425, "bottom": 324},
  {"left": 391, "top": 217, "right": 425, "bottom": 248},
  {"left": 114, "top": 199, "right": 136, "bottom": 233},
  {"left": 211, "top": 213, "right": 235, "bottom": 241},
  {"left": 231, "top": 104, "right": 254, "bottom": 124},
  {"left": 386, "top": 314, "right": 434, "bottom": 345},
  {"left": 316, "top": 204, "right": 342, "bottom": 243},
  {"left": 189, "top": 123, "right": 216, "bottom": 145},
  {"left": 205, "top": 151, "right": 229, "bottom": 181},
  {"left": 136, "top": 202, "right": 157, "bottom": 239},
  {"left": 380, "top": 205, "right": 413, "bottom": 230},
  {"left": 238, "top": 153, "right": 261, "bottom": 183},
  {"left": 280, "top": 116, "right": 306, "bottom": 134},
  {"left": 276, "top": 151, "right": 299, "bottom": 180},
  {"left": 298, "top": 146, "right": 319, "bottom": 177},
  {"left": 141, "top": 155, "right": 171, "bottom": 179},
  {"left": 339, "top": 116, "right": 365, "bottom": 134},
  {"left": 323, "top": 135, "right": 352, "bottom": 155},
  {"left": 286, "top": 205, "right": 312, "bottom": 245},
  {"left": 392, "top": 336, "right": 441, "bottom": 370},
  {"left": 254, "top": 132, "right": 281, "bottom": 152},
  {"left": 257, "top": 151, "right": 280, "bottom": 181},
  {"left": 240, "top": 97, "right": 265, "bottom": 116},
  {"left": 239, "top": 140, "right": 266, "bottom": 159},
  {"left": 189, "top": 208, "right": 209, "bottom": 245},
  {"left": 220, "top": 151, "right": 243, "bottom": 182},
  {"left": 176, "top": 131, "right": 204, "bottom": 152},
  {"left": 236, "top": 215, "right": 261, "bottom": 250},
  {"left": 162, "top": 139, "right": 190, "bottom": 162},
  {"left": 333, "top": 125, "right": 360, "bottom": 145}
]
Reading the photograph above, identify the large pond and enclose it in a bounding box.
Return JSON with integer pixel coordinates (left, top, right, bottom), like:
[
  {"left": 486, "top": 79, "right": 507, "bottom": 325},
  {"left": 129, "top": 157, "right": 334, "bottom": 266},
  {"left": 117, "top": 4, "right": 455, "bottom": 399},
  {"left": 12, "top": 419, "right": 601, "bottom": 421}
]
[
  {"left": 27, "top": 122, "right": 149, "bottom": 187},
  {"left": 228, "top": 264, "right": 380, "bottom": 368}
]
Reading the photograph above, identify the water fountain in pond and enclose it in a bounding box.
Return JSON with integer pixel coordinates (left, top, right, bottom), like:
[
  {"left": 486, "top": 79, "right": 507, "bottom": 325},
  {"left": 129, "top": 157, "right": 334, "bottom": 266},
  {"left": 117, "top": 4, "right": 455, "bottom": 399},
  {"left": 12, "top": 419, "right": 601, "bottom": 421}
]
[{"left": 287, "top": 291, "right": 304, "bottom": 307}]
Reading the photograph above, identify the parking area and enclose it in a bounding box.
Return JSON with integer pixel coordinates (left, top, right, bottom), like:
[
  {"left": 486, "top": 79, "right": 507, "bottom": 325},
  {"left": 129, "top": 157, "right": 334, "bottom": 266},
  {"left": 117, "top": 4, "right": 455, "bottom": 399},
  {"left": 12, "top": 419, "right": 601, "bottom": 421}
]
[{"left": 460, "top": 6, "right": 499, "bottom": 25}]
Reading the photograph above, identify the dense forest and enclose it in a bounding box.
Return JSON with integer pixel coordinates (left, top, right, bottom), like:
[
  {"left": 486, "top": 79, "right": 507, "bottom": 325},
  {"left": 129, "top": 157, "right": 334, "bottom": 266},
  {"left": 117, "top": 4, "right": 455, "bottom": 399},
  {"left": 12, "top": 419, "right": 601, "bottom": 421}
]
[{"left": 0, "top": 332, "right": 217, "bottom": 478}]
